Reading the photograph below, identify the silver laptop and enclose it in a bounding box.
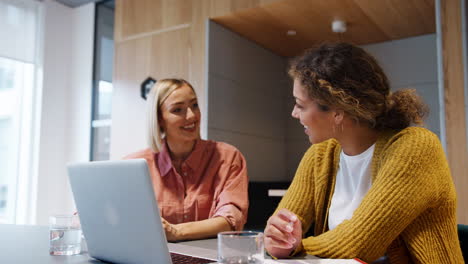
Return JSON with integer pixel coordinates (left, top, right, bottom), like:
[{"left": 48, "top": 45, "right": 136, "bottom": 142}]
[{"left": 67, "top": 159, "right": 217, "bottom": 264}]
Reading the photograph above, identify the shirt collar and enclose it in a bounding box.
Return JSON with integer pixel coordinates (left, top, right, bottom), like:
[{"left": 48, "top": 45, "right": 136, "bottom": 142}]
[
  {"left": 157, "top": 139, "right": 206, "bottom": 177},
  {"left": 184, "top": 139, "right": 205, "bottom": 173},
  {"left": 157, "top": 141, "right": 173, "bottom": 177}
]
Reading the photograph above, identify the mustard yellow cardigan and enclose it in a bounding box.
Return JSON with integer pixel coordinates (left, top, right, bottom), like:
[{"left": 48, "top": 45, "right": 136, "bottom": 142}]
[{"left": 276, "top": 127, "right": 463, "bottom": 263}]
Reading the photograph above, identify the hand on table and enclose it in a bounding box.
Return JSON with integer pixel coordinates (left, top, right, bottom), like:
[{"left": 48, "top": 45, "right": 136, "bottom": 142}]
[
  {"left": 264, "top": 208, "right": 302, "bottom": 258},
  {"left": 161, "top": 217, "right": 181, "bottom": 242}
]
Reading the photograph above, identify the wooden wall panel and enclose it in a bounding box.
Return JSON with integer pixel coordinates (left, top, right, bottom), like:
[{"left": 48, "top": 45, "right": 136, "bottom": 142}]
[
  {"left": 112, "top": 0, "right": 264, "bottom": 157},
  {"left": 189, "top": 0, "right": 210, "bottom": 99},
  {"left": 209, "top": 0, "right": 268, "bottom": 17},
  {"left": 441, "top": 0, "right": 468, "bottom": 224},
  {"left": 149, "top": 28, "right": 191, "bottom": 80},
  {"left": 113, "top": 38, "right": 151, "bottom": 93},
  {"left": 117, "top": 0, "right": 192, "bottom": 40}
]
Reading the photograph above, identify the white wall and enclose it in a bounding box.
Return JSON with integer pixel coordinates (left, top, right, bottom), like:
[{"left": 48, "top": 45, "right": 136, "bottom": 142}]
[
  {"left": 207, "top": 21, "right": 291, "bottom": 182},
  {"left": 35, "top": 0, "right": 94, "bottom": 225},
  {"left": 108, "top": 68, "right": 147, "bottom": 160},
  {"left": 362, "top": 34, "right": 440, "bottom": 136},
  {"left": 68, "top": 3, "right": 95, "bottom": 163}
]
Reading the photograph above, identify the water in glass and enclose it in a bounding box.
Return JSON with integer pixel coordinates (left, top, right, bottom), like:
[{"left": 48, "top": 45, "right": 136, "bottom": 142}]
[
  {"left": 49, "top": 227, "right": 82, "bottom": 255},
  {"left": 218, "top": 231, "right": 264, "bottom": 264}
]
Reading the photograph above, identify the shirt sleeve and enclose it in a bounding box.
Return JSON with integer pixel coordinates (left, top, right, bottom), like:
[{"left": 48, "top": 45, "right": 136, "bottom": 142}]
[{"left": 212, "top": 150, "right": 249, "bottom": 231}]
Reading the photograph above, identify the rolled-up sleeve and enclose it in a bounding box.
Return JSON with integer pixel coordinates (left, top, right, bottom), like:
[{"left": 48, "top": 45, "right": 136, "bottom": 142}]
[{"left": 212, "top": 151, "right": 249, "bottom": 231}]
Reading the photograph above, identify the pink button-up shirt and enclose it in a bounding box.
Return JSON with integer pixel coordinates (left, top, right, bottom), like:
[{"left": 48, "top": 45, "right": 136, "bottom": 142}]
[{"left": 125, "top": 139, "right": 249, "bottom": 230}]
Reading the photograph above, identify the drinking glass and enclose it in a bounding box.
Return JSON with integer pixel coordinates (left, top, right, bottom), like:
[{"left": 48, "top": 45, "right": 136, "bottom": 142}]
[
  {"left": 49, "top": 215, "right": 82, "bottom": 256},
  {"left": 218, "top": 231, "right": 264, "bottom": 264}
]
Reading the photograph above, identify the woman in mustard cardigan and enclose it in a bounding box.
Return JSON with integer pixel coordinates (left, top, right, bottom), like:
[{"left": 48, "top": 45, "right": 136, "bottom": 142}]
[{"left": 264, "top": 43, "right": 463, "bottom": 263}]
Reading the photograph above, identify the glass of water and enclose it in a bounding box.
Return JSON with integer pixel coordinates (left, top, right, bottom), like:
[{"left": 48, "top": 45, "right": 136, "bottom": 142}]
[
  {"left": 49, "top": 215, "right": 82, "bottom": 256},
  {"left": 218, "top": 231, "right": 264, "bottom": 264}
]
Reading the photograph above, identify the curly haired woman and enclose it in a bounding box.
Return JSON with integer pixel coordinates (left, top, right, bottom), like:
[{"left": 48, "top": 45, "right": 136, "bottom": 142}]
[{"left": 264, "top": 43, "right": 463, "bottom": 263}]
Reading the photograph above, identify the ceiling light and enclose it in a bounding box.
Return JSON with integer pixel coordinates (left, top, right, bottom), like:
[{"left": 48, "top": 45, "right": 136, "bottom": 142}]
[
  {"left": 331, "top": 19, "right": 347, "bottom": 33},
  {"left": 287, "top": 30, "right": 297, "bottom": 36}
]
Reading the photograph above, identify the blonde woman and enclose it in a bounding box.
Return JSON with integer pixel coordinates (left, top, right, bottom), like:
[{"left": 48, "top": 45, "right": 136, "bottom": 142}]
[
  {"left": 264, "top": 43, "right": 463, "bottom": 263},
  {"left": 126, "top": 79, "right": 248, "bottom": 241}
]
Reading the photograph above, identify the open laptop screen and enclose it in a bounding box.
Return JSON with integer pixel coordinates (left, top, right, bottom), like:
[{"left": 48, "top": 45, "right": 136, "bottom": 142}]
[{"left": 68, "top": 159, "right": 217, "bottom": 264}]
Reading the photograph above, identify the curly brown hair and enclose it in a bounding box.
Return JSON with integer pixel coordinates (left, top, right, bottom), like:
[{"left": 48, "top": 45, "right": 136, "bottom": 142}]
[{"left": 288, "top": 42, "right": 428, "bottom": 130}]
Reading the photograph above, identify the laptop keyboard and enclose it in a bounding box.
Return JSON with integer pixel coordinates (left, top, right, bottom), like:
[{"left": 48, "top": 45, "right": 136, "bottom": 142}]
[{"left": 170, "top": 252, "right": 215, "bottom": 264}]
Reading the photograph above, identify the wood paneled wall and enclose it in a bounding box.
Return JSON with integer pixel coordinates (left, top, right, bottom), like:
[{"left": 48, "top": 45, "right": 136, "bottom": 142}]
[
  {"left": 113, "top": 0, "right": 468, "bottom": 224},
  {"left": 114, "top": 0, "right": 278, "bottom": 95},
  {"left": 440, "top": 0, "right": 468, "bottom": 224},
  {"left": 111, "top": 0, "right": 276, "bottom": 159}
]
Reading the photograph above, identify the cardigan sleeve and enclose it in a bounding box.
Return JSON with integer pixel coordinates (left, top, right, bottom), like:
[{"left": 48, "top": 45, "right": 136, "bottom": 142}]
[
  {"left": 298, "top": 129, "right": 445, "bottom": 262},
  {"left": 275, "top": 144, "right": 317, "bottom": 237}
]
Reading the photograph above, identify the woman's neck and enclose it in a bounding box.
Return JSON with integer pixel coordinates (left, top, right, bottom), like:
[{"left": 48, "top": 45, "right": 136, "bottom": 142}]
[
  {"left": 166, "top": 138, "right": 197, "bottom": 162},
  {"left": 337, "top": 124, "right": 379, "bottom": 156}
]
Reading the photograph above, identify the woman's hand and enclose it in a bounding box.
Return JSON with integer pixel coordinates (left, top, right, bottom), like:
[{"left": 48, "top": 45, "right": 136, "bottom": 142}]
[
  {"left": 161, "top": 217, "right": 181, "bottom": 242},
  {"left": 161, "top": 217, "right": 232, "bottom": 242},
  {"left": 264, "top": 208, "right": 302, "bottom": 258}
]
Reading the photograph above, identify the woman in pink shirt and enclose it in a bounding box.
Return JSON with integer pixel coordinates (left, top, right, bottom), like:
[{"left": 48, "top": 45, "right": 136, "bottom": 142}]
[{"left": 125, "top": 78, "right": 249, "bottom": 242}]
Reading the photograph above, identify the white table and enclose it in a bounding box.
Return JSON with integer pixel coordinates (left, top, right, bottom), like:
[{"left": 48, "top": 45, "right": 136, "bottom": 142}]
[
  {"left": 0, "top": 224, "right": 215, "bottom": 264},
  {"left": 0, "top": 224, "right": 362, "bottom": 264}
]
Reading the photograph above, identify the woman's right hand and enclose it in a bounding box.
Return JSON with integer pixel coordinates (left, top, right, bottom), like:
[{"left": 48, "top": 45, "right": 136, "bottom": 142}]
[
  {"left": 264, "top": 208, "right": 302, "bottom": 258},
  {"left": 161, "top": 217, "right": 181, "bottom": 242}
]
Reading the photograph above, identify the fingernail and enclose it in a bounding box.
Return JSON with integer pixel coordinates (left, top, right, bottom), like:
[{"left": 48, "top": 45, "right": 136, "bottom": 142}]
[
  {"left": 285, "top": 223, "right": 293, "bottom": 232},
  {"left": 289, "top": 237, "right": 296, "bottom": 244},
  {"left": 290, "top": 215, "right": 297, "bottom": 222}
]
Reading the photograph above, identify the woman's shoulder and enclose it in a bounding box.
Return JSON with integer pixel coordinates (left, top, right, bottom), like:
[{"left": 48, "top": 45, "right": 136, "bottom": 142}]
[
  {"left": 123, "top": 148, "right": 155, "bottom": 160},
  {"left": 396, "top": 126, "right": 436, "bottom": 136},
  {"left": 200, "top": 140, "right": 247, "bottom": 164},
  {"left": 303, "top": 138, "right": 340, "bottom": 159},
  {"left": 378, "top": 127, "right": 444, "bottom": 161},
  {"left": 387, "top": 127, "right": 440, "bottom": 146},
  {"left": 203, "top": 139, "right": 242, "bottom": 154}
]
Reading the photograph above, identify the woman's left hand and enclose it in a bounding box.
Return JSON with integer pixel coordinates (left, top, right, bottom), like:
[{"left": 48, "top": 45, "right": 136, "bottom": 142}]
[
  {"left": 161, "top": 217, "right": 181, "bottom": 242},
  {"left": 264, "top": 208, "right": 302, "bottom": 258}
]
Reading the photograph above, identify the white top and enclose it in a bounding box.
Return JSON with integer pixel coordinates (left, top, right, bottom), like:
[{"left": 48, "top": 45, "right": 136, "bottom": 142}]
[{"left": 328, "top": 144, "right": 375, "bottom": 230}]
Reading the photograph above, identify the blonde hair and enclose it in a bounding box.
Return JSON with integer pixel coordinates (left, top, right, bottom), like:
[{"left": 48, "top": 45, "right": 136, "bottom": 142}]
[{"left": 147, "top": 78, "right": 195, "bottom": 152}]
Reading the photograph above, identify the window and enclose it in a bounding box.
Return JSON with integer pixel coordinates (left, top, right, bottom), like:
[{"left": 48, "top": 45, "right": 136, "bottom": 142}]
[
  {"left": 0, "top": 118, "right": 13, "bottom": 218},
  {"left": 91, "top": 80, "right": 113, "bottom": 160},
  {"left": 0, "top": 58, "right": 35, "bottom": 222},
  {"left": 0, "top": 0, "right": 43, "bottom": 224},
  {"left": 91, "top": 0, "right": 115, "bottom": 161}
]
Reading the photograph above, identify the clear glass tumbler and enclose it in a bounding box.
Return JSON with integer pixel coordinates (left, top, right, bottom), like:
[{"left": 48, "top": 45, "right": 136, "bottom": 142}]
[
  {"left": 218, "top": 231, "right": 264, "bottom": 264},
  {"left": 49, "top": 215, "right": 82, "bottom": 256}
]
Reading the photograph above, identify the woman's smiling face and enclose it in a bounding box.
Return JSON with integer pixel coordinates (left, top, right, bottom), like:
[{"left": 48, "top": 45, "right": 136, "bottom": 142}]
[
  {"left": 291, "top": 79, "right": 336, "bottom": 144},
  {"left": 159, "top": 84, "right": 201, "bottom": 144}
]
